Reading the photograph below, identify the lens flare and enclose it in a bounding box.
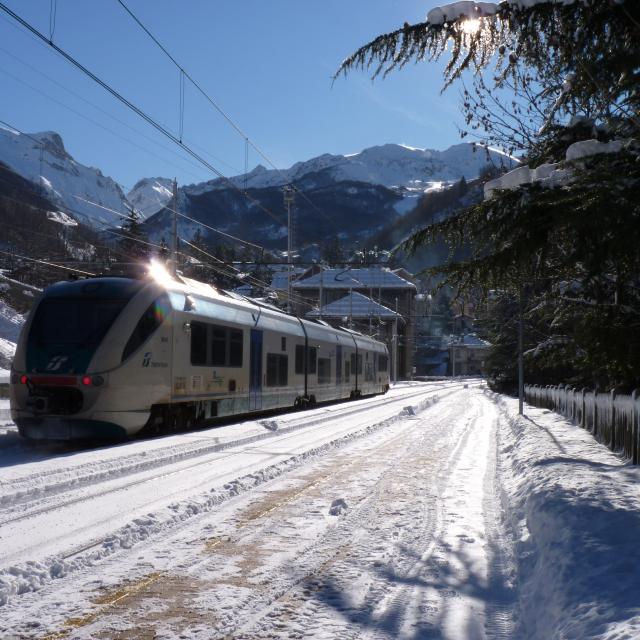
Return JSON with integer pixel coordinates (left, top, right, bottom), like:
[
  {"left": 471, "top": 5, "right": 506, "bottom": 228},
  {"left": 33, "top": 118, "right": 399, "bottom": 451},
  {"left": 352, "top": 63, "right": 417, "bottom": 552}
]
[
  {"left": 154, "top": 298, "right": 169, "bottom": 323},
  {"left": 148, "top": 260, "right": 174, "bottom": 286},
  {"left": 461, "top": 18, "right": 481, "bottom": 34}
]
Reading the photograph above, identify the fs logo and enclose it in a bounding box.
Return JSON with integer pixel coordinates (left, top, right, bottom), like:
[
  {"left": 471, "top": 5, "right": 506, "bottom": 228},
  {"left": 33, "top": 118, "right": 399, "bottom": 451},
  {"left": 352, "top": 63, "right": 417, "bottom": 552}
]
[
  {"left": 142, "top": 352, "right": 152, "bottom": 367},
  {"left": 45, "top": 355, "right": 68, "bottom": 371}
]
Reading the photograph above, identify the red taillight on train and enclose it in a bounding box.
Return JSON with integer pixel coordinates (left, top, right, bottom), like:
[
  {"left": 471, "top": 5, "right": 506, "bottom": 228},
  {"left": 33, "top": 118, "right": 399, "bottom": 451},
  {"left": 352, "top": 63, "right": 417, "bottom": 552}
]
[
  {"left": 20, "top": 375, "right": 28, "bottom": 385},
  {"left": 82, "top": 376, "right": 92, "bottom": 386}
]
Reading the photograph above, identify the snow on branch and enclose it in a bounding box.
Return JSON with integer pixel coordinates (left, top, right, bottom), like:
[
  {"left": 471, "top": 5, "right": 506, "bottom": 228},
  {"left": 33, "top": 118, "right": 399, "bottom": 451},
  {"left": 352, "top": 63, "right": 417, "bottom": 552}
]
[{"left": 484, "top": 138, "right": 637, "bottom": 198}]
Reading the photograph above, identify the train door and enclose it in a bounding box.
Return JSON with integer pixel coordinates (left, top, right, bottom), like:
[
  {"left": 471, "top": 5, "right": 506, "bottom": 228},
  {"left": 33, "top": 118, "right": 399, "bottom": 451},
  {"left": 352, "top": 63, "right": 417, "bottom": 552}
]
[
  {"left": 249, "top": 329, "right": 263, "bottom": 411},
  {"left": 336, "top": 345, "right": 342, "bottom": 385}
]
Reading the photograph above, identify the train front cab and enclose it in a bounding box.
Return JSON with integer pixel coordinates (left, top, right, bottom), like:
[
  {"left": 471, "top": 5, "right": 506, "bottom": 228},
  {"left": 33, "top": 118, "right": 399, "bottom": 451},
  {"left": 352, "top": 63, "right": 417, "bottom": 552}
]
[{"left": 11, "top": 278, "right": 173, "bottom": 440}]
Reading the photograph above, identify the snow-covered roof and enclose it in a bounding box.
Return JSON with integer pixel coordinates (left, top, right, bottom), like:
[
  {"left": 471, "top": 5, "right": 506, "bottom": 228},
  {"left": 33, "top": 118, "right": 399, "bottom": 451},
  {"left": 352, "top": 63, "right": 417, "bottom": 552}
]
[
  {"left": 269, "top": 268, "right": 308, "bottom": 291},
  {"left": 306, "top": 292, "right": 401, "bottom": 319},
  {"left": 293, "top": 268, "right": 416, "bottom": 291}
]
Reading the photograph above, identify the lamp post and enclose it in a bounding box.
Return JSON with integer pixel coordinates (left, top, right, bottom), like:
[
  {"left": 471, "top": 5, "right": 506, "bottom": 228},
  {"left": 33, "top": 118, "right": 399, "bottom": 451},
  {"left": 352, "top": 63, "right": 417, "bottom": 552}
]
[{"left": 283, "top": 186, "right": 295, "bottom": 313}]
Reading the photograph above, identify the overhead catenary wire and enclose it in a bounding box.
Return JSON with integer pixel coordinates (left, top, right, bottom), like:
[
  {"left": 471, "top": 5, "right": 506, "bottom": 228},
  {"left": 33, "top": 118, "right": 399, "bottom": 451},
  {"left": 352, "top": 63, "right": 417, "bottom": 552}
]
[
  {"left": 114, "top": 0, "right": 334, "bottom": 226},
  {"left": 0, "top": 43, "right": 240, "bottom": 178},
  {"left": 0, "top": 2, "right": 286, "bottom": 229},
  {"left": 73, "top": 194, "right": 265, "bottom": 253},
  {"left": 0, "top": 118, "right": 265, "bottom": 257},
  {"left": 0, "top": 248, "right": 97, "bottom": 277},
  {"left": 179, "top": 236, "right": 317, "bottom": 310}
]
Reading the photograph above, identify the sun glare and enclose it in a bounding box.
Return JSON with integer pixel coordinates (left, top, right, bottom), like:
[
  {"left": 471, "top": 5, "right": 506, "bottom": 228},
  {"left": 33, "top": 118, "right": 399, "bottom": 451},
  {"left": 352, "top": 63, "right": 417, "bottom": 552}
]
[
  {"left": 461, "top": 18, "right": 481, "bottom": 34},
  {"left": 148, "top": 259, "right": 175, "bottom": 285}
]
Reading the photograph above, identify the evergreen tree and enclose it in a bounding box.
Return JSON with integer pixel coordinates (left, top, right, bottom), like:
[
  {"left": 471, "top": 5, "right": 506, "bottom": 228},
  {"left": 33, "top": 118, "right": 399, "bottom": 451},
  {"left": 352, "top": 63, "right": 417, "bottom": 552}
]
[
  {"left": 337, "top": 0, "right": 640, "bottom": 389},
  {"left": 119, "top": 206, "right": 148, "bottom": 263}
]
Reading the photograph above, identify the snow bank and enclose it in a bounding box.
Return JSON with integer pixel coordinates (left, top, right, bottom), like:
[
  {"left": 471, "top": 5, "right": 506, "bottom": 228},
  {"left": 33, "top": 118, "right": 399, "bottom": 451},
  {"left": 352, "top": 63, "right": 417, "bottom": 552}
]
[{"left": 494, "top": 392, "right": 640, "bottom": 639}]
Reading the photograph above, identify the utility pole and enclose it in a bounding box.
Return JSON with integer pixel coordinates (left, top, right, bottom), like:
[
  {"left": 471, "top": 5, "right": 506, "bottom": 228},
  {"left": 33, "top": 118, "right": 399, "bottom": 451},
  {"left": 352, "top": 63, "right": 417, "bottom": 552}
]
[
  {"left": 452, "top": 341, "right": 456, "bottom": 378},
  {"left": 171, "top": 178, "right": 178, "bottom": 277},
  {"left": 283, "top": 186, "right": 295, "bottom": 314},
  {"left": 319, "top": 268, "right": 324, "bottom": 320},
  {"left": 518, "top": 287, "right": 524, "bottom": 415},
  {"left": 392, "top": 296, "right": 399, "bottom": 383}
]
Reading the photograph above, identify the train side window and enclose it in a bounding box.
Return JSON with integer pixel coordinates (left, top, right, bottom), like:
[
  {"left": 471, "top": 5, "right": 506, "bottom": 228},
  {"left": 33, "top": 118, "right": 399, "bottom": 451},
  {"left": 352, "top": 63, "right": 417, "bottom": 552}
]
[
  {"left": 345, "top": 360, "right": 350, "bottom": 381},
  {"left": 281, "top": 336, "right": 286, "bottom": 352},
  {"left": 192, "top": 323, "right": 243, "bottom": 367},
  {"left": 190, "top": 321, "right": 208, "bottom": 366},
  {"left": 357, "top": 354, "right": 363, "bottom": 375},
  {"left": 295, "top": 344, "right": 305, "bottom": 374},
  {"left": 308, "top": 347, "right": 317, "bottom": 374},
  {"left": 365, "top": 362, "right": 374, "bottom": 382},
  {"left": 267, "top": 353, "right": 288, "bottom": 386},
  {"left": 350, "top": 353, "right": 356, "bottom": 374},
  {"left": 318, "top": 358, "right": 331, "bottom": 384},
  {"left": 278, "top": 354, "right": 288, "bottom": 385},
  {"left": 211, "top": 326, "right": 227, "bottom": 366},
  {"left": 122, "top": 294, "right": 170, "bottom": 362},
  {"left": 229, "top": 329, "right": 243, "bottom": 367},
  {"left": 378, "top": 354, "right": 388, "bottom": 372}
]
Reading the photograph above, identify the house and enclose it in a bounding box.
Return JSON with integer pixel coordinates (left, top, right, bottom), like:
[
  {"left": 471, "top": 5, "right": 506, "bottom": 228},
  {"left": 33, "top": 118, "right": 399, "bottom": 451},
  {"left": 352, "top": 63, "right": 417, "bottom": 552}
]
[
  {"left": 292, "top": 266, "right": 416, "bottom": 379},
  {"left": 447, "top": 334, "right": 490, "bottom": 376}
]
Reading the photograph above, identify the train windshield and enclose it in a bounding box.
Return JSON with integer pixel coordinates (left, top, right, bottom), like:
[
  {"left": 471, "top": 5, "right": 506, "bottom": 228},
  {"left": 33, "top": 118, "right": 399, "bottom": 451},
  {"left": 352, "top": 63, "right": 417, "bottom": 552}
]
[{"left": 26, "top": 298, "right": 129, "bottom": 374}]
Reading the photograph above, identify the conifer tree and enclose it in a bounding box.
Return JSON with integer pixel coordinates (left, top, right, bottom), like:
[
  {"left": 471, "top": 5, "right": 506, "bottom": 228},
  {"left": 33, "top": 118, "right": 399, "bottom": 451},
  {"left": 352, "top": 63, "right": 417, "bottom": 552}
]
[
  {"left": 119, "top": 206, "right": 148, "bottom": 263},
  {"left": 337, "top": 0, "right": 640, "bottom": 388}
]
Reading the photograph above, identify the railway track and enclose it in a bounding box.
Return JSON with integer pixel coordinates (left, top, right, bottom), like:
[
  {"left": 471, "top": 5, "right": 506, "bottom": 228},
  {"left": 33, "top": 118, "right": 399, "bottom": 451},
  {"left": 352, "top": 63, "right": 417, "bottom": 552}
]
[
  {"left": 0, "top": 383, "right": 460, "bottom": 576},
  {"left": 0, "top": 383, "right": 455, "bottom": 516}
]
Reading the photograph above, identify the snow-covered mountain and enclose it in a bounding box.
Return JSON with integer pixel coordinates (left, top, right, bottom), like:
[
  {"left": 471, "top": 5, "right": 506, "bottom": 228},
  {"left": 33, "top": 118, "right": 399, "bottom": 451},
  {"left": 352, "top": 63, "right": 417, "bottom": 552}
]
[
  {"left": 127, "top": 177, "right": 174, "bottom": 218},
  {"left": 0, "top": 126, "right": 128, "bottom": 227},
  {"left": 130, "top": 142, "right": 513, "bottom": 219},
  {"left": 0, "top": 126, "right": 510, "bottom": 249}
]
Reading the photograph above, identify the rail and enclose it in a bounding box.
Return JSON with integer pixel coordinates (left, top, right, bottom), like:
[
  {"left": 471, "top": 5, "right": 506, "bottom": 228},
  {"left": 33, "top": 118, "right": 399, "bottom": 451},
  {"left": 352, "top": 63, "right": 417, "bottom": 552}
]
[{"left": 524, "top": 384, "right": 640, "bottom": 464}]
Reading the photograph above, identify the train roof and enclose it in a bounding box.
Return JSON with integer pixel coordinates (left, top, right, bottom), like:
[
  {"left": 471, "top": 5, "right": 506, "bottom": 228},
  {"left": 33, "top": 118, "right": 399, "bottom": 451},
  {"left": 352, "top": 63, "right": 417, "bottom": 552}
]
[{"left": 45, "top": 269, "right": 387, "bottom": 351}]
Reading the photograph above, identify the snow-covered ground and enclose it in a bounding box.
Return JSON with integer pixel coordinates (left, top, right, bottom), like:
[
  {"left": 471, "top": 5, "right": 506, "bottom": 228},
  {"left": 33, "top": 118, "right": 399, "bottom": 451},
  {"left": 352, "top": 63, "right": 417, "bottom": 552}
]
[{"left": 0, "top": 382, "right": 639, "bottom": 638}]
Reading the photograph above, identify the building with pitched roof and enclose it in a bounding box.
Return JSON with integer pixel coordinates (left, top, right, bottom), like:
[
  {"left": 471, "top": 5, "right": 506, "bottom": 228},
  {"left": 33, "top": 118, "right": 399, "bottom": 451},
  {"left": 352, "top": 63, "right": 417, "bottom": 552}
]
[{"left": 293, "top": 267, "right": 417, "bottom": 378}]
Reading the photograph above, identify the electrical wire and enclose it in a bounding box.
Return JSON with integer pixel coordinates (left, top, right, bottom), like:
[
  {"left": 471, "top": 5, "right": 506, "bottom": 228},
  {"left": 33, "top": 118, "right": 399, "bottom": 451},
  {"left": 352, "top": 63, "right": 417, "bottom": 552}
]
[
  {"left": 0, "top": 2, "right": 286, "bottom": 228},
  {"left": 0, "top": 118, "right": 265, "bottom": 256},
  {"left": 0, "top": 248, "right": 96, "bottom": 276},
  {"left": 114, "top": 0, "right": 334, "bottom": 225},
  {"left": 0, "top": 43, "right": 239, "bottom": 178},
  {"left": 72, "top": 193, "right": 266, "bottom": 252}
]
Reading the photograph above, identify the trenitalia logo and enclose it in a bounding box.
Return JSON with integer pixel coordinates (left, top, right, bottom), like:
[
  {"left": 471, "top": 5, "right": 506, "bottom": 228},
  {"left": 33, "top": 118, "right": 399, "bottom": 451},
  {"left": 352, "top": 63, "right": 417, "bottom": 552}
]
[
  {"left": 45, "top": 355, "right": 68, "bottom": 371},
  {"left": 142, "top": 352, "right": 152, "bottom": 367}
]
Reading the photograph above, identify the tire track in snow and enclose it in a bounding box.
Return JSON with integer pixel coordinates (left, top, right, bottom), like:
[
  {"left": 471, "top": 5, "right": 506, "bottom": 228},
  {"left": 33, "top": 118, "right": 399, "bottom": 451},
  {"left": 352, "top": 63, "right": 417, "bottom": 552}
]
[
  {"left": 230, "top": 394, "right": 476, "bottom": 639},
  {"left": 358, "top": 398, "right": 483, "bottom": 640},
  {"left": 481, "top": 402, "right": 516, "bottom": 639}
]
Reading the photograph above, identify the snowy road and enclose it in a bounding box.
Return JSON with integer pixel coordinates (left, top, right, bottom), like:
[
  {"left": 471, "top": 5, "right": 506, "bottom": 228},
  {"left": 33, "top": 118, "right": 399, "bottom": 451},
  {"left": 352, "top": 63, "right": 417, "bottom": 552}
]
[{"left": 0, "top": 382, "right": 517, "bottom": 639}]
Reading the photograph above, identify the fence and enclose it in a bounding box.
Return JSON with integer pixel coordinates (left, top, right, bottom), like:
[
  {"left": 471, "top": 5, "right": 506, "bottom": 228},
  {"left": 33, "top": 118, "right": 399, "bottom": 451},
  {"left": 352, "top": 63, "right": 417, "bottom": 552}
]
[{"left": 524, "top": 384, "right": 640, "bottom": 464}]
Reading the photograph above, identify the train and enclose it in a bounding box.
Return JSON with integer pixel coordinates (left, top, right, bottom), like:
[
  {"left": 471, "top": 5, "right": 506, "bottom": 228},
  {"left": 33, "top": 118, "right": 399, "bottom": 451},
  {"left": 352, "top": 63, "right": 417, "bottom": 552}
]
[{"left": 9, "top": 263, "right": 390, "bottom": 440}]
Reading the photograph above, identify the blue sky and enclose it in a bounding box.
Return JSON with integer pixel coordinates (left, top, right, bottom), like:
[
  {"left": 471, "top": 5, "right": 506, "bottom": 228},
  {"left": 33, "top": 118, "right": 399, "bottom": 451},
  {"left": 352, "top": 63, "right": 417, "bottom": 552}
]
[{"left": 0, "top": 1, "right": 461, "bottom": 192}]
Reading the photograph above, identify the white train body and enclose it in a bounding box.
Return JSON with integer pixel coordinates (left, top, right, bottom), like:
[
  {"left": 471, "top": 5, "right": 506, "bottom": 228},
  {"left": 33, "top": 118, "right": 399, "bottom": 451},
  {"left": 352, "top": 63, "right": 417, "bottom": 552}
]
[{"left": 10, "top": 272, "right": 390, "bottom": 440}]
